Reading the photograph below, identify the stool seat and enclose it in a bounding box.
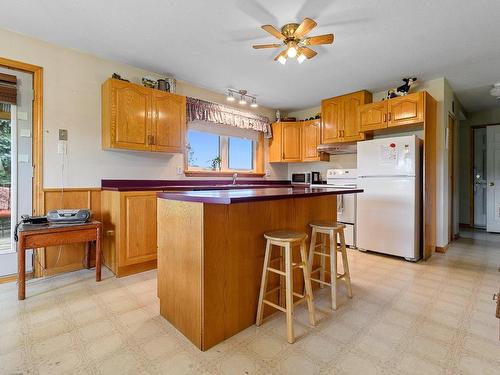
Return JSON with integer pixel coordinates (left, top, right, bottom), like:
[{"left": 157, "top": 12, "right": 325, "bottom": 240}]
[
  {"left": 264, "top": 230, "right": 308, "bottom": 242},
  {"left": 309, "top": 221, "right": 346, "bottom": 230}
]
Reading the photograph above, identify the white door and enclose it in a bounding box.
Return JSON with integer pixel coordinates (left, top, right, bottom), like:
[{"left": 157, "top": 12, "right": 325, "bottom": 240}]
[
  {"left": 357, "top": 176, "right": 420, "bottom": 260},
  {"left": 486, "top": 125, "right": 500, "bottom": 232},
  {"left": 473, "top": 128, "right": 487, "bottom": 228}
]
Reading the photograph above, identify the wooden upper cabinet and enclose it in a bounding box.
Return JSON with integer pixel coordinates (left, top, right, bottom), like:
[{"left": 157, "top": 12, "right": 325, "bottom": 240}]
[
  {"left": 282, "top": 122, "right": 302, "bottom": 162},
  {"left": 102, "top": 78, "right": 186, "bottom": 153},
  {"left": 321, "top": 90, "right": 372, "bottom": 144},
  {"left": 152, "top": 92, "right": 186, "bottom": 153},
  {"left": 302, "top": 120, "right": 322, "bottom": 161},
  {"left": 360, "top": 101, "right": 388, "bottom": 131},
  {"left": 388, "top": 92, "right": 424, "bottom": 127},
  {"left": 321, "top": 97, "right": 342, "bottom": 143},
  {"left": 106, "top": 80, "right": 152, "bottom": 151}
]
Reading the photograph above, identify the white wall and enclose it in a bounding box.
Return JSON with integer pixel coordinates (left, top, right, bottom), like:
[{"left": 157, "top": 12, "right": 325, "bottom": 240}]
[{"left": 0, "top": 28, "right": 287, "bottom": 187}]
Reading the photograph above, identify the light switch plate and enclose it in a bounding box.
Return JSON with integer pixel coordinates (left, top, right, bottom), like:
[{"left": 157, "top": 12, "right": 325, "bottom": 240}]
[
  {"left": 17, "top": 111, "right": 28, "bottom": 121},
  {"left": 59, "top": 129, "right": 68, "bottom": 141},
  {"left": 57, "top": 141, "right": 67, "bottom": 155},
  {"left": 20, "top": 129, "right": 31, "bottom": 137}
]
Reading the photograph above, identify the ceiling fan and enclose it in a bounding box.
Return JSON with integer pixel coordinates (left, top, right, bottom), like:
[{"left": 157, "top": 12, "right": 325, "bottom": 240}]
[{"left": 252, "top": 18, "right": 334, "bottom": 64}]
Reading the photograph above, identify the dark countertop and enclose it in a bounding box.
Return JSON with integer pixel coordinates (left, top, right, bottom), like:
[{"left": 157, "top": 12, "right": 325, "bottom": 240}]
[
  {"left": 157, "top": 187, "right": 363, "bottom": 205},
  {"left": 101, "top": 179, "right": 294, "bottom": 191}
]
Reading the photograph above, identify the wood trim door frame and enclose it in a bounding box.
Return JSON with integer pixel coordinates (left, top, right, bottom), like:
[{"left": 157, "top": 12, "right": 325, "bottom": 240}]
[
  {"left": 0, "top": 57, "right": 44, "bottom": 276},
  {"left": 469, "top": 123, "right": 500, "bottom": 229},
  {"left": 447, "top": 113, "right": 456, "bottom": 243}
]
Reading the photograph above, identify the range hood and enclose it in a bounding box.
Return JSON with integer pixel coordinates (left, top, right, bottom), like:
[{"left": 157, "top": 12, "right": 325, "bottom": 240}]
[{"left": 317, "top": 143, "right": 357, "bottom": 155}]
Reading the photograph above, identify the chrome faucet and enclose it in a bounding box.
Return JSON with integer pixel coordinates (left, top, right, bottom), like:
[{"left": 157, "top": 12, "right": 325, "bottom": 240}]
[{"left": 232, "top": 172, "right": 238, "bottom": 185}]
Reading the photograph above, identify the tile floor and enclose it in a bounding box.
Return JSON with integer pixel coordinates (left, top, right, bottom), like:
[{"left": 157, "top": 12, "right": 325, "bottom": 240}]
[{"left": 1, "top": 230, "right": 499, "bottom": 374}]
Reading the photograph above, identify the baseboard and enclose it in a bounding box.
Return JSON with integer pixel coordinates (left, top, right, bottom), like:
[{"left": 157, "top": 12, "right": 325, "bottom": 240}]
[
  {"left": 436, "top": 244, "right": 449, "bottom": 253},
  {"left": 459, "top": 223, "right": 472, "bottom": 228},
  {"left": 0, "top": 272, "right": 33, "bottom": 284}
]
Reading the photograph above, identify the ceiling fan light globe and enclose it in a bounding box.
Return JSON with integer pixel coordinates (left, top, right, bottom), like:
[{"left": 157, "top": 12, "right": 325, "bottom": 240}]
[
  {"left": 278, "top": 55, "right": 287, "bottom": 65},
  {"left": 239, "top": 99, "right": 247, "bottom": 105},
  {"left": 227, "top": 96, "right": 235, "bottom": 102},
  {"left": 251, "top": 102, "right": 258, "bottom": 108},
  {"left": 287, "top": 46, "right": 298, "bottom": 58},
  {"left": 297, "top": 53, "right": 307, "bottom": 64}
]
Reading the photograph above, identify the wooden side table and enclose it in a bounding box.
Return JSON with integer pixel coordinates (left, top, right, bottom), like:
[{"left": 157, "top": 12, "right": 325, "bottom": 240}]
[{"left": 17, "top": 221, "right": 102, "bottom": 300}]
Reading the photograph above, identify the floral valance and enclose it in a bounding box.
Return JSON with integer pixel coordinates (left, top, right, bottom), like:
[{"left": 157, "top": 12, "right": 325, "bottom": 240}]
[{"left": 186, "top": 97, "right": 272, "bottom": 138}]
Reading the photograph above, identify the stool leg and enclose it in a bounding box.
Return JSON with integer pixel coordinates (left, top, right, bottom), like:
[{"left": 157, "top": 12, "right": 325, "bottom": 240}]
[
  {"left": 308, "top": 228, "right": 317, "bottom": 275},
  {"left": 256, "top": 240, "right": 272, "bottom": 326},
  {"left": 329, "top": 231, "right": 338, "bottom": 310},
  {"left": 300, "top": 239, "right": 316, "bottom": 327},
  {"left": 320, "top": 233, "right": 327, "bottom": 288},
  {"left": 279, "top": 246, "right": 285, "bottom": 308},
  {"left": 284, "top": 243, "right": 294, "bottom": 344},
  {"left": 339, "top": 230, "right": 353, "bottom": 298}
]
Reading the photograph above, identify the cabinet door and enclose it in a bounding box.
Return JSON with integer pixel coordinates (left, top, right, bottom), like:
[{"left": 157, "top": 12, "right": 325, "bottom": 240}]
[
  {"left": 342, "top": 93, "right": 366, "bottom": 142},
  {"left": 268, "top": 122, "right": 283, "bottom": 162},
  {"left": 111, "top": 82, "right": 152, "bottom": 151},
  {"left": 153, "top": 92, "right": 186, "bottom": 153},
  {"left": 302, "top": 120, "right": 321, "bottom": 161},
  {"left": 360, "top": 101, "right": 388, "bottom": 131},
  {"left": 388, "top": 92, "right": 424, "bottom": 127},
  {"left": 120, "top": 194, "right": 157, "bottom": 267},
  {"left": 282, "top": 122, "right": 302, "bottom": 162},
  {"left": 321, "top": 97, "right": 343, "bottom": 143}
]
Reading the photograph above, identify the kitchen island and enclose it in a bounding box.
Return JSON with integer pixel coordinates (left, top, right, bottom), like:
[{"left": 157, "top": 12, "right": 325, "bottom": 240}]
[{"left": 156, "top": 187, "right": 362, "bottom": 350}]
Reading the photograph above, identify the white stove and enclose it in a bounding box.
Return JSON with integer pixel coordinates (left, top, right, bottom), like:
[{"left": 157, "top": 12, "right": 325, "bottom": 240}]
[{"left": 311, "top": 169, "right": 358, "bottom": 248}]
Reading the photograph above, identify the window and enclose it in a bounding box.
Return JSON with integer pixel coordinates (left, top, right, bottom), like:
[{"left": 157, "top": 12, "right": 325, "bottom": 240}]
[{"left": 186, "top": 121, "right": 261, "bottom": 175}]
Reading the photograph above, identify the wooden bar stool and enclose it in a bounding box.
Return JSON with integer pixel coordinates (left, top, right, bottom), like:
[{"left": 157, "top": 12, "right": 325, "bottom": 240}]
[
  {"left": 256, "top": 230, "right": 316, "bottom": 344},
  {"left": 308, "top": 221, "right": 353, "bottom": 310}
]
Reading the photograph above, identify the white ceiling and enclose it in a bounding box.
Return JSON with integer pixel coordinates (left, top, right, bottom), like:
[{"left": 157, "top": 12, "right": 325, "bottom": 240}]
[{"left": 2, "top": 0, "right": 500, "bottom": 112}]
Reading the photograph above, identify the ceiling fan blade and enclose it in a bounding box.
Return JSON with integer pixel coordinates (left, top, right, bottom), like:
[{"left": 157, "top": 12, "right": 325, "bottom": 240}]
[
  {"left": 261, "top": 25, "right": 286, "bottom": 40},
  {"left": 294, "top": 18, "right": 317, "bottom": 39},
  {"left": 303, "top": 34, "right": 334, "bottom": 46},
  {"left": 274, "top": 50, "right": 287, "bottom": 61},
  {"left": 252, "top": 43, "right": 282, "bottom": 49},
  {"left": 300, "top": 47, "right": 318, "bottom": 59}
]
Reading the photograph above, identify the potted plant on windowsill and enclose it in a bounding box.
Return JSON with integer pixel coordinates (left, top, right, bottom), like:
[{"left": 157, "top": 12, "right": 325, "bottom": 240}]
[{"left": 209, "top": 157, "right": 222, "bottom": 171}]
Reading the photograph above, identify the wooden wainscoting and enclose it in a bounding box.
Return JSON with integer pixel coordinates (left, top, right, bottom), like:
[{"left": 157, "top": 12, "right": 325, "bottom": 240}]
[{"left": 34, "top": 188, "right": 101, "bottom": 277}]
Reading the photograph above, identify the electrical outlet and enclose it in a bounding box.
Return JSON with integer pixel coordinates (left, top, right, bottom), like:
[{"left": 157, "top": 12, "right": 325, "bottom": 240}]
[
  {"left": 176, "top": 166, "right": 183, "bottom": 175},
  {"left": 265, "top": 169, "right": 271, "bottom": 177},
  {"left": 59, "top": 129, "right": 68, "bottom": 141}
]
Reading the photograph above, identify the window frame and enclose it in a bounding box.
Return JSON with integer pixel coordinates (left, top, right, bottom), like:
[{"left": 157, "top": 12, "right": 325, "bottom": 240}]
[{"left": 184, "top": 127, "right": 265, "bottom": 177}]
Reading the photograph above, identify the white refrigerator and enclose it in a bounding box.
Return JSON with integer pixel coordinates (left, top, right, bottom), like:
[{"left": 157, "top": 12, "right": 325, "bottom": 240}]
[{"left": 356, "top": 135, "right": 422, "bottom": 261}]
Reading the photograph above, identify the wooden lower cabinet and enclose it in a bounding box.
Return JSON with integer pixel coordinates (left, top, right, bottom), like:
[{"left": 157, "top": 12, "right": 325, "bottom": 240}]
[{"left": 101, "top": 190, "right": 158, "bottom": 277}]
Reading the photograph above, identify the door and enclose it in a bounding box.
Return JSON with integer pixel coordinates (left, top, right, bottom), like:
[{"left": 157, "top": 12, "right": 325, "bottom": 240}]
[
  {"left": 153, "top": 92, "right": 186, "bottom": 153},
  {"left": 121, "top": 193, "right": 157, "bottom": 266},
  {"left": 357, "top": 176, "right": 419, "bottom": 259},
  {"left": 342, "top": 94, "right": 365, "bottom": 141},
  {"left": 388, "top": 92, "right": 424, "bottom": 127},
  {"left": 302, "top": 120, "right": 320, "bottom": 161},
  {"left": 448, "top": 115, "right": 455, "bottom": 242},
  {"left": 473, "top": 127, "right": 487, "bottom": 228},
  {"left": 112, "top": 82, "right": 152, "bottom": 151},
  {"left": 486, "top": 125, "right": 500, "bottom": 232},
  {"left": 282, "top": 122, "right": 302, "bottom": 162},
  {"left": 321, "top": 97, "right": 342, "bottom": 143},
  {"left": 360, "top": 101, "right": 387, "bottom": 131}
]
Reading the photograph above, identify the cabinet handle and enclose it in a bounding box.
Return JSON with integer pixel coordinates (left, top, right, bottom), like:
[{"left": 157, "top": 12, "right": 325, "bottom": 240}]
[
  {"left": 388, "top": 112, "right": 392, "bottom": 121},
  {"left": 383, "top": 113, "right": 387, "bottom": 122},
  {"left": 148, "top": 135, "right": 155, "bottom": 145}
]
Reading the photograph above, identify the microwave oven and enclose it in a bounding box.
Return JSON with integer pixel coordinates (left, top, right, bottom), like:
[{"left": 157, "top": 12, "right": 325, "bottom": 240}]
[{"left": 291, "top": 173, "right": 311, "bottom": 184}]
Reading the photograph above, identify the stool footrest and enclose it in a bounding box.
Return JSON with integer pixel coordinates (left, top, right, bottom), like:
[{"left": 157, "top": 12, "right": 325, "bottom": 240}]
[
  {"left": 265, "top": 286, "right": 281, "bottom": 295},
  {"left": 314, "top": 251, "right": 330, "bottom": 257},
  {"left": 263, "top": 299, "right": 286, "bottom": 313},
  {"left": 311, "top": 277, "right": 331, "bottom": 286},
  {"left": 267, "top": 267, "right": 285, "bottom": 276},
  {"left": 293, "top": 297, "right": 307, "bottom": 307},
  {"left": 292, "top": 262, "right": 306, "bottom": 269}
]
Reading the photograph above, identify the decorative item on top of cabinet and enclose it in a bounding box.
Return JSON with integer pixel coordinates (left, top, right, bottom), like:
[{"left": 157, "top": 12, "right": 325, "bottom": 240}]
[
  {"left": 269, "top": 121, "right": 328, "bottom": 162},
  {"left": 321, "top": 90, "right": 372, "bottom": 144},
  {"left": 360, "top": 91, "right": 425, "bottom": 132},
  {"left": 101, "top": 78, "right": 186, "bottom": 153},
  {"left": 100, "top": 190, "right": 158, "bottom": 277}
]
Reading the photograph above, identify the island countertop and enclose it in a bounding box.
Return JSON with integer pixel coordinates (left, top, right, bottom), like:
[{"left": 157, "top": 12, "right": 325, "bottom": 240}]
[{"left": 157, "top": 187, "right": 363, "bottom": 204}]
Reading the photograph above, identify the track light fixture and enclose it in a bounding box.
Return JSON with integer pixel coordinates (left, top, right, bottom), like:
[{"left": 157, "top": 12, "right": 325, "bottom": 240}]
[{"left": 226, "top": 89, "right": 258, "bottom": 108}]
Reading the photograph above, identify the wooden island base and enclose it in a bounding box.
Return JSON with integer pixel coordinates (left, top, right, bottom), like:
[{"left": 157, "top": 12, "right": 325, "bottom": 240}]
[{"left": 157, "top": 195, "right": 337, "bottom": 351}]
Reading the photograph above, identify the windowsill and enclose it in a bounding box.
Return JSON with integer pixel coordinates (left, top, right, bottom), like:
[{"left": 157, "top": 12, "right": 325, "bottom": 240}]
[{"left": 184, "top": 170, "right": 266, "bottom": 178}]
